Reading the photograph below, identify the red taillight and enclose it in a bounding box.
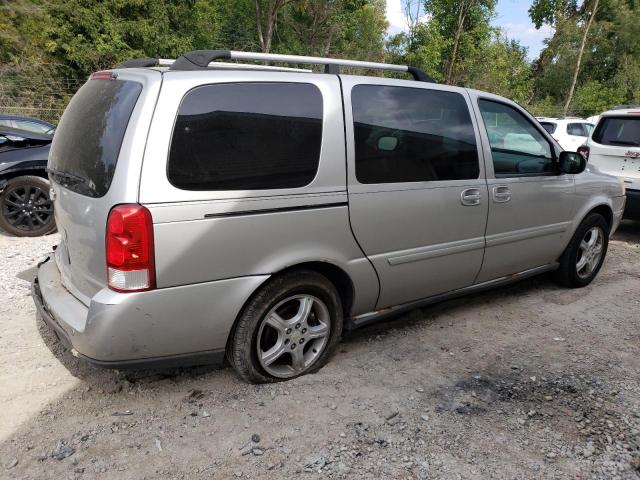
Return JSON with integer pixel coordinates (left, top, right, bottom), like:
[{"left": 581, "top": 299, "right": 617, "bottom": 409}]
[
  {"left": 577, "top": 145, "right": 590, "bottom": 160},
  {"left": 106, "top": 204, "right": 155, "bottom": 292}
]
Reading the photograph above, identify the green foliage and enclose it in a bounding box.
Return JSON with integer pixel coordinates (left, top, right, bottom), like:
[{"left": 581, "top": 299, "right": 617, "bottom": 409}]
[
  {"left": 1, "top": 0, "right": 640, "bottom": 121},
  {"left": 386, "top": 0, "right": 533, "bottom": 102},
  {"left": 277, "top": 0, "right": 387, "bottom": 60},
  {"left": 528, "top": 0, "right": 578, "bottom": 28},
  {"left": 44, "top": 0, "right": 203, "bottom": 78},
  {"left": 466, "top": 34, "right": 533, "bottom": 105},
  {"left": 530, "top": 0, "right": 640, "bottom": 114},
  {"left": 424, "top": 0, "right": 497, "bottom": 84},
  {"left": 528, "top": 96, "right": 560, "bottom": 117},
  {"left": 573, "top": 80, "right": 625, "bottom": 116}
]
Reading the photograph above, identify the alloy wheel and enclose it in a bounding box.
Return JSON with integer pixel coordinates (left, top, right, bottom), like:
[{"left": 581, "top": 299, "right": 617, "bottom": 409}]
[
  {"left": 256, "top": 294, "right": 331, "bottom": 379},
  {"left": 576, "top": 226, "right": 604, "bottom": 279},
  {"left": 1, "top": 183, "right": 54, "bottom": 233}
]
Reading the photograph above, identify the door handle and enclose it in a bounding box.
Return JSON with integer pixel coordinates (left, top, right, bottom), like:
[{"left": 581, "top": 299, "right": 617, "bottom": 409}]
[
  {"left": 493, "top": 185, "right": 512, "bottom": 203},
  {"left": 460, "top": 188, "right": 481, "bottom": 206}
]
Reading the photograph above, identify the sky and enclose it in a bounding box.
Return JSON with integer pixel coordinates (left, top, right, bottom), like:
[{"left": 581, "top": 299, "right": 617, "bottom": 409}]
[{"left": 385, "top": 0, "right": 554, "bottom": 60}]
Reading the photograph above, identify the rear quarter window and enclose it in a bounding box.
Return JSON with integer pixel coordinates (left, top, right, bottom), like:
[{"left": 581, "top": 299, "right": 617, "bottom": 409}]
[
  {"left": 592, "top": 116, "right": 640, "bottom": 147},
  {"left": 49, "top": 78, "right": 142, "bottom": 197},
  {"left": 540, "top": 122, "right": 557, "bottom": 134},
  {"left": 567, "top": 123, "right": 589, "bottom": 137},
  {"left": 167, "top": 82, "right": 323, "bottom": 191}
]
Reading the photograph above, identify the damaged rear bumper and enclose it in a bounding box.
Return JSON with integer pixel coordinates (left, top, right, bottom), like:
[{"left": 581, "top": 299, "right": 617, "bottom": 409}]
[{"left": 32, "top": 255, "right": 269, "bottom": 369}]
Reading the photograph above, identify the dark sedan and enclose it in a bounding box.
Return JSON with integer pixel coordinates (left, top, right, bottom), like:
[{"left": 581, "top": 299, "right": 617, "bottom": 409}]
[
  {"left": 0, "top": 115, "right": 56, "bottom": 135},
  {"left": 0, "top": 127, "right": 55, "bottom": 236}
]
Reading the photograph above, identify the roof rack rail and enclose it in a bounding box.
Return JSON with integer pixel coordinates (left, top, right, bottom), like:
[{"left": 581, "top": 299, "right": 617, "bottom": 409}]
[{"left": 117, "top": 49, "right": 436, "bottom": 82}]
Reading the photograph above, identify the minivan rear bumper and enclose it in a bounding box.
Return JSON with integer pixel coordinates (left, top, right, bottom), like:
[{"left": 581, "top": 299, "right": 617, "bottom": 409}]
[
  {"left": 32, "top": 255, "right": 269, "bottom": 368},
  {"left": 623, "top": 189, "right": 640, "bottom": 220}
]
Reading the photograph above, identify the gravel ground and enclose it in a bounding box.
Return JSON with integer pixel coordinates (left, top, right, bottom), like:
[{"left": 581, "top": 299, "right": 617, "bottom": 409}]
[{"left": 1, "top": 222, "right": 639, "bottom": 479}]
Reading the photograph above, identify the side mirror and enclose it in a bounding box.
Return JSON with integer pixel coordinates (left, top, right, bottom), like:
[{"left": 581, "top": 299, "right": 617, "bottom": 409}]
[
  {"left": 377, "top": 136, "right": 398, "bottom": 151},
  {"left": 559, "top": 151, "right": 587, "bottom": 174}
]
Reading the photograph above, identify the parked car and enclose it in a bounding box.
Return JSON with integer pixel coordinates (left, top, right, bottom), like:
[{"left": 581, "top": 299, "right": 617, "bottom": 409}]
[
  {"left": 0, "top": 115, "right": 56, "bottom": 135},
  {"left": 579, "top": 107, "right": 640, "bottom": 219},
  {"left": 33, "top": 50, "right": 625, "bottom": 383},
  {"left": 537, "top": 117, "right": 595, "bottom": 152},
  {"left": 0, "top": 127, "right": 56, "bottom": 236}
]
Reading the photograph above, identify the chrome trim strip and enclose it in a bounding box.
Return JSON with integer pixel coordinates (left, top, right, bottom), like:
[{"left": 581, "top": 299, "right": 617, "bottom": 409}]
[
  {"left": 485, "top": 221, "right": 570, "bottom": 248},
  {"left": 387, "top": 237, "right": 485, "bottom": 266},
  {"left": 203, "top": 202, "right": 348, "bottom": 219}
]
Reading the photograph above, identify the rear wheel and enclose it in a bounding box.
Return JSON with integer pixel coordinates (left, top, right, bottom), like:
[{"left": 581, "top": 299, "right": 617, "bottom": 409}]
[
  {"left": 0, "top": 176, "right": 56, "bottom": 237},
  {"left": 227, "top": 270, "right": 343, "bottom": 383},
  {"left": 556, "top": 213, "right": 608, "bottom": 287}
]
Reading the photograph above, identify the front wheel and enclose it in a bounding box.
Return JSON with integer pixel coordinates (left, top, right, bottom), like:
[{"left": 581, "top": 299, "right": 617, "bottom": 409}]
[
  {"left": 0, "top": 176, "right": 56, "bottom": 237},
  {"left": 227, "top": 270, "right": 343, "bottom": 383},
  {"left": 555, "top": 213, "right": 609, "bottom": 288}
]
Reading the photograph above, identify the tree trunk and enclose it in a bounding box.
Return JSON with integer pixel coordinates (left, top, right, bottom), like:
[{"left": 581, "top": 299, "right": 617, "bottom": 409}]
[
  {"left": 255, "top": 0, "right": 287, "bottom": 53},
  {"left": 255, "top": 0, "right": 266, "bottom": 51},
  {"left": 562, "top": 0, "right": 599, "bottom": 116},
  {"left": 447, "top": 0, "right": 467, "bottom": 84}
]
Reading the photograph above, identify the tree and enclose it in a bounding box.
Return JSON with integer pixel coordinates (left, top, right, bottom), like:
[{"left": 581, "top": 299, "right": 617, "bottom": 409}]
[
  {"left": 45, "top": 0, "right": 203, "bottom": 78},
  {"left": 466, "top": 33, "right": 533, "bottom": 104},
  {"left": 423, "top": 0, "right": 496, "bottom": 85},
  {"left": 529, "top": 0, "right": 601, "bottom": 116},
  {"left": 562, "top": 0, "right": 599, "bottom": 115},
  {"left": 282, "top": 0, "right": 387, "bottom": 59},
  {"left": 401, "top": 0, "right": 423, "bottom": 50},
  {"left": 255, "top": 0, "right": 296, "bottom": 53}
]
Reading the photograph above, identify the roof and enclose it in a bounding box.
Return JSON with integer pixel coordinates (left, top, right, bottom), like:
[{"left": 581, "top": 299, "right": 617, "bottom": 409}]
[{"left": 600, "top": 108, "right": 640, "bottom": 116}]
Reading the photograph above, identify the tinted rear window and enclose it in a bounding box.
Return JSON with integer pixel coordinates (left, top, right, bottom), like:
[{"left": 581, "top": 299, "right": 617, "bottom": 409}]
[
  {"left": 351, "top": 85, "right": 478, "bottom": 184},
  {"left": 540, "top": 122, "right": 556, "bottom": 134},
  {"left": 49, "top": 78, "right": 142, "bottom": 197},
  {"left": 168, "top": 83, "right": 323, "bottom": 191},
  {"left": 592, "top": 116, "right": 640, "bottom": 147}
]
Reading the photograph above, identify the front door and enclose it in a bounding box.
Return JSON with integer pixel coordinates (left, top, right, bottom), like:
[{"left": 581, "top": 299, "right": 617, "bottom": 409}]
[
  {"left": 342, "top": 77, "right": 489, "bottom": 309},
  {"left": 472, "top": 96, "right": 576, "bottom": 283}
]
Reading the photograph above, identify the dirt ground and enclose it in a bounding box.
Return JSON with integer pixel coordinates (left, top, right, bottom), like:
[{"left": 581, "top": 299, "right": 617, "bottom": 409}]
[{"left": 1, "top": 222, "right": 639, "bottom": 480}]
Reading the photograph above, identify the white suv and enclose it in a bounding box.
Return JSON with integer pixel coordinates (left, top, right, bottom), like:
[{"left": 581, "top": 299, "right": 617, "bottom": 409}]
[
  {"left": 580, "top": 108, "right": 640, "bottom": 219},
  {"left": 537, "top": 118, "right": 595, "bottom": 152}
]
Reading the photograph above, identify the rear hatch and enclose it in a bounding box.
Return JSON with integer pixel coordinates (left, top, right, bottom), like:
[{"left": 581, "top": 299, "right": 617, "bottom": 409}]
[
  {"left": 589, "top": 115, "right": 640, "bottom": 189},
  {"left": 48, "top": 71, "right": 158, "bottom": 305}
]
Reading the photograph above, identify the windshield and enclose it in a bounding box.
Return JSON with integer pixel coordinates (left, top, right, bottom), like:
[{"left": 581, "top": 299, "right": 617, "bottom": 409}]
[
  {"left": 592, "top": 116, "right": 640, "bottom": 147},
  {"left": 48, "top": 78, "right": 142, "bottom": 197}
]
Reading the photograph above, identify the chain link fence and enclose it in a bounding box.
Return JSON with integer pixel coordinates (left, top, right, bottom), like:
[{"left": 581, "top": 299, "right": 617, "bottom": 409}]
[
  {"left": 0, "top": 66, "right": 83, "bottom": 124},
  {"left": 1, "top": 66, "right": 603, "bottom": 124}
]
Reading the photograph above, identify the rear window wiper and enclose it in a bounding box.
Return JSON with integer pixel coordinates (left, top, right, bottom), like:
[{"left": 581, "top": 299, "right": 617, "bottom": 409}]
[{"left": 46, "top": 167, "right": 87, "bottom": 185}]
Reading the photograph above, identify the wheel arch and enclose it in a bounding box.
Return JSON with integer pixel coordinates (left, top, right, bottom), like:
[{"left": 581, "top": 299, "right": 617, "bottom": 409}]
[
  {"left": 0, "top": 168, "right": 49, "bottom": 189},
  {"left": 224, "top": 260, "right": 356, "bottom": 354},
  {"left": 577, "top": 203, "right": 614, "bottom": 234},
  {"left": 557, "top": 200, "right": 614, "bottom": 263},
  {"left": 586, "top": 204, "right": 613, "bottom": 232},
  {"left": 274, "top": 261, "right": 355, "bottom": 319}
]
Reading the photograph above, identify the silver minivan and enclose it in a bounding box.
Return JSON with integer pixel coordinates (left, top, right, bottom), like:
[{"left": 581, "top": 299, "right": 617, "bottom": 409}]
[{"left": 33, "top": 50, "right": 626, "bottom": 383}]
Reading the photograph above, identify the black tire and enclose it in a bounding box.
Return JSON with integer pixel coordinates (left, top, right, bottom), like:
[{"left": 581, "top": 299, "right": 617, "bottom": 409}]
[
  {"left": 0, "top": 176, "right": 56, "bottom": 237},
  {"left": 227, "top": 270, "right": 343, "bottom": 383},
  {"left": 555, "top": 213, "right": 609, "bottom": 288}
]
